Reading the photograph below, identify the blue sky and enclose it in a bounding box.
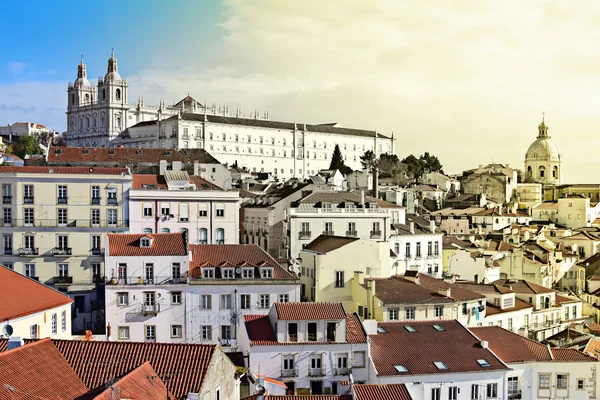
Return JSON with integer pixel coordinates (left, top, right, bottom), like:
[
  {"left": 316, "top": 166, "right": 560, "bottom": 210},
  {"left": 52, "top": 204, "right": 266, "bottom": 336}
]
[{"left": 1, "top": 1, "right": 599, "bottom": 181}]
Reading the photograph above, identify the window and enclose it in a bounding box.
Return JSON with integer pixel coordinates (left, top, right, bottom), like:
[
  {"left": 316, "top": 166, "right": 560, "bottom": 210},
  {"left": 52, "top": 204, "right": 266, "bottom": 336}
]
[
  {"left": 30, "top": 324, "right": 38, "bottom": 339},
  {"left": 220, "top": 294, "right": 232, "bottom": 310},
  {"left": 172, "top": 291, "right": 182, "bottom": 304},
  {"left": 416, "top": 242, "right": 422, "bottom": 258},
  {"left": 145, "top": 325, "right": 156, "bottom": 342},
  {"left": 202, "top": 268, "right": 215, "bottom": 279},
  {"left": 179, "top": 203, "right": 189, "bottom": 222},
  {"left": 25, "top": 264, "right": 35, "bottom": 278},
  {"left": 477, "top": 359, "right": 491, "bottom": 367},
  {"left": 51, "top": 313, "right": 57, "bottom": 335},
  {"left": 141, "top": 237, "right": 151, "bottom": 248},
  {"left": 24, "top": 208, "right": 34, "bottom": 225},
  {"left": 143, "top": 227, "right": 152, "bottom": 234},
  {"left": 434, "top": 305, "right": 444, "bottom": 317},
  {"left": 144, "top": 263, "right": 154, "bottom": 283},
  {"left": 405, "top": 242, "right": 411, "bottom": 257},
  {"left": 471, "top": 385, "right": 479, "bottom": 400},
  {"left": 200, "top": 295, "right": 212, "bottom": 310},
  {"left": 107, "top": 209, "right": 117, "bottom": 225},
  {"left": 57, "top": 185, "right": 68, "bottom": 203},
  {"left": 240, "top": 294, "right": 251, "bottom": 309},
  {"left": 557, "top": 374, "right": 568, "bottom": 389},
  {"left": 201, "top": 325, "right": 212, "bottom": 340},
  {"left": 405, "top": 307, "right": 415, "bottom": 320},
  {"left": 118, "top": 326, "right": 129, "bottom": 340},
  {"left": 431, "top": 387, "right": 440, "bottom": 400},
  {"left": 448, "top": 386, "right": 458, "bottom": 400},
  {"left": 171, "top": 325, "right": 183, "bottom": 338},
  {"left": 508, "top": 377, "right": 518, "bottom": 396},
  {"left": 220, "top": 325, "right": 231, "bottom": 340},
  {"left": 261, "top": 268, "right": 273, "bottom": 279},
  {"left": 199, "top": 204, "right": 208, "bottom": 217},
  {"left": 61, "top": 310, "right": 67, "bottom": 332},
  {"left": 58, "top": 263, "right": 69, "bottom": 277},
  {"left": 335, "top": 271, "right": 345, "bottom": 288},
  {"left": 3, "top": 208, "right": 11, "bottom": 226},
  {"left": 143, "top": 203, "right": 153, "bottom": 217},
  {"left": 433, "top": 361, "right": 447, "bottom": 370},
  {"left": 347, "top": 222, "right": 356, "bottom": 235},
  {"left": 428, "top": 241, "right": 433, "bottom": 256},
  {"left": 389, "top": 309, "right": 399, "bottom": 320},
  {"left": 242, "top": 269, "right": 254, "bottom": 279},
  {"left": 259, "top": 294, "right": 270, "bottom": 309},
  {"left": 90, "top": 209, "right": 100, "bottom": 226},
  {"left": 24, "top": 235, "right": 35, "bottom": 251},
  {"left": 117, "top": 292, "right": 129, "bottom": 306},
  {"left": 434, "top": 241, "right": 439, "bottom": 255},
  {"left": 222, "top": 269, "right": 234, "bottom": 279},
  {"left": 577, "top": 379, "right": 585, "bottom": 390},
  {"left": 486, "top": 383, "right": 497, "bottom": 398},
  {"left": 216, "top": 228, "right": 225, "bottom": 244},
  {"left": 161, "top": 203, "right": 171, "bottom": 217},
  {"left": 199, "top": 228, "right": 208, "bottom": 244},
  {"left": 23, "top": 184, "right": 33, "bottom": 202},
  {"left": 324, "top": 221, "right": 333, "bottom": 233},
  {"left": 278, "top": 294, "right": 289, "bottom": 303},
  {"left": 539, "top": 374, "right": 550, "bottom": 389}
]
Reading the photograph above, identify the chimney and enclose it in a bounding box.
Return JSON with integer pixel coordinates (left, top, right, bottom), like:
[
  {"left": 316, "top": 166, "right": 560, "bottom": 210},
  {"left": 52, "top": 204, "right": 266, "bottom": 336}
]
[
  {"left": 361, "top": 190, "right": 365, "bottom": 208},
  {"left": 437, "top": 287, "right": 452, "bottom": 298},
  {"left": 7, "top": 336, "right": 23, "bottom": 350},
  {"left": 497, "top": 206, "right": 502, "bottom": 216},
  {"left": 443, "top": 275, "right": 456, "bottom": 284},
  {"left": 430, "top": 220, "right": 436, "bottom": 233},
  {"left": 354, "top": 271, "right": 365, "bottom": 285},
  {"left": 480, "top": 340, "right": 489, "bottom": 349},
  {"left": 409, "top": 221, "right": 415, "bottom": 234}
]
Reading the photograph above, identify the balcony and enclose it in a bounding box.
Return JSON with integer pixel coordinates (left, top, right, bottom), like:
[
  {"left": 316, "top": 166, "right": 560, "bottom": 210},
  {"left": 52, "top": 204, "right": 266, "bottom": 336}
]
[
  {"left": 29, "top": 276, "right": 39, "bottom": 282},
  {"left": 280, "top": 367, "right": 299, "bottom": 378},
  {"left": 370, "top": 230, "right": 382, "bottom": 239},
  {"left": 308, "top": 367, "right": 326, "bottom": 377},
  {"left": 91, "top": 197, "right": 101, "bottom": 205},
  {"left": 53, "top": 276, "right": 73, "bottom": 284},
  {"left": 3, "top": 248, "right": 12, "bottom": 255},
  {"left": 307, "top": 333, "right": 317, "bottom": 341},
  {"left": 141, "top": 304, "right": 160, "bottom": 316},
  {"left": 508, "top": 390, "right": 522, "bottom": 399},
  {"left": 57, "top": 197, "right": 68, "bottom": 204},
  {"left": 91, "top": 248, "right": 104, "bottom": 256},
  {"left": 335, "top": 367, "right": 350, "bottom": 376},
  {"left": 23, "top": 196, "right": 34, "bottom": 204},
  {"left": 3, "top": 196, "right": 11, "bottom": 204},
  {"left": 415, "top": 253, "right": 422, "bottom": 260},
  {"left": 323, "top": 230, "right": 335, "bottom": 236},
  {"left": 346, "top": 230, "right": 357, "bottom": 237},
  {"left": 52, "top": 247, "right": 72, "bottom": 257},
  {"left": 20, "top": 247, "right": 38, "bottom": 256},
  {"left": 288, "top": 333, "right": 298, "bottom": 342},
  {"left": 299, "top": 231, "right": 311, "bottom": 240},
  {"left": 216, "top": 240, "right": 225, "bottom": 245},
  {"left": 107, "top": 198, "right": 118, "bottom": 205},
  {"left": 528, "top": 320, "right": 560, "bottom": 331}
]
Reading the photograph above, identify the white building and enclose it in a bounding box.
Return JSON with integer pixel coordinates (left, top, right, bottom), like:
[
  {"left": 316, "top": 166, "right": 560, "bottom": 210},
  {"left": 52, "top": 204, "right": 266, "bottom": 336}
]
[
  {"left": 129, "top": 172, "right": 240, "bottom": 244},
  {"left": 557, "top": 194, "right": 600, "bottom": 229},
  {"left": 0, "top": 122, "right": 53, "bottom": 142},
  {"left": 287, "top": 191, "right": 404, "bottom": 260},
  {"left": 367, "top": 320, "right": 510, "bottom": 400},
  {"left": 474, "top": 326, "right": 600, "bottom": 400},
  {"left": 0, "top": 265, "right": 72, "bottom": 340},
  {"left": 389, "top": 214, "right": 444, "bottom": 278},
  {"left": 238, "top": 302, "right": 369, "bottom": 396},
  {"left": 104, "top": 233, "right": 300, "bottom": 348}
]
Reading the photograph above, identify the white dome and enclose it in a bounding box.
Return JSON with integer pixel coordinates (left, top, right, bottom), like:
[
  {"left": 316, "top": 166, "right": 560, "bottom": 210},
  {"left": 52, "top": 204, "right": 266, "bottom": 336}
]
[
  {"left": 74, "top": 76, "right": 91, "bottom": 88},
  {"left": 525, "top": 138, "right": 562, "bottom": 162},
  {"left": 104, "top": 71, "right": 122, "bottom": 82}
]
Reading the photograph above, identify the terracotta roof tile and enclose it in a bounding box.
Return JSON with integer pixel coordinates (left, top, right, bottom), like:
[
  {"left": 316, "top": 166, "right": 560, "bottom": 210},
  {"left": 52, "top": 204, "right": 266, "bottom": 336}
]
[
  {"left": 370, "top": 320, "right": 508, "bottom": 376},
  {"left": 551, "top": 348, "right": 598, "bottom": 361},
  {"left": 0, "top": 266, "right": 72, "bottom": 322},
  {"left": 107, "top": 233, "right": 187, "bottom": 257},
  {"left": 493, "top": 279, "right": 555, "bottom": 294},
  {"left": 132, "top": 174, "right": 221, "bottom": 190},
  {"left": 275, "top": 302, "right": 346, "bottom": 320},
  {"left": 92, "top": 362, "right": 174, "bottom": 400},
  {"left": 354, "top": 384, "right": 413, "bottom": 400},
  {"left": 243, "top": 396, "right": 352, "bottom": 400},
  {"left": 299, "top": 191, "right": 402, "bottom": 208},
  {"left": 0, "top": 339, "right": 89, "bottom": 400},
  {"left": 302, "top": 235, "right": 360, "bottom": 253},
  {"left": 484, "top": 298, "right": 533, "bottom": 316},
  {"left": 0, "top": 166, "right": 129, "bottom": 175},
  {"left": 47, "top": 146, "right": 220, "bottom": 165},
  {"left": 189, "top": 244, "right": 296, "bottom": 280},
  {"left": 345, "top": 313, "right": 367, "bottom": 344},
  {"left": 472, "top": 326, "right": 553, "bottom": 362}
]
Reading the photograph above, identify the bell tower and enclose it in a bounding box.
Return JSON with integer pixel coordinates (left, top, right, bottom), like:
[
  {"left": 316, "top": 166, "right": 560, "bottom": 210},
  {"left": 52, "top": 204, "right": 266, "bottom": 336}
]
[{"left": 98, "top": 50, "right": 129, "bottom": 141}]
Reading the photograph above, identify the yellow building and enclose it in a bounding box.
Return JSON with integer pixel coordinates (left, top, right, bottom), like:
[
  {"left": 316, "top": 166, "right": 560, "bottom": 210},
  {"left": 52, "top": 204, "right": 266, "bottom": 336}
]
[{"left": 0, "top": 166, "right": 132, "bottom": 286}]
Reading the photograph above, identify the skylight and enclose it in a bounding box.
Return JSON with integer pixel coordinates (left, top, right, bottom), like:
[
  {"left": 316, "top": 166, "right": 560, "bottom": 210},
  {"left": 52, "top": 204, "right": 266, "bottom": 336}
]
[
  {"left": 394, "top": 365, "right": 408, "bottom": 373},
  {"left": 477, "top": 359, "right": 491, "bottom": 367},
  {"left": 377, "top": 327, "right": 386, "bottom": 333},
  {"left": 433, "top": 361, "right": 448, "bottom": 370},
  {"left": 432, "top": 324, "right": 444, "bottom": 331},
  {"left": 404, "top": 325, "right": 417, "bottom": 333}
]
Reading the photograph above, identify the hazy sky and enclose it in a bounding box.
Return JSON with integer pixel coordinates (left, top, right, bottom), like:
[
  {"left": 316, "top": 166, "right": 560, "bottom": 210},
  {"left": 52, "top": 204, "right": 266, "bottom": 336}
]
[{"left": 1, "top": 0, "right": 599, "bottom": 182}]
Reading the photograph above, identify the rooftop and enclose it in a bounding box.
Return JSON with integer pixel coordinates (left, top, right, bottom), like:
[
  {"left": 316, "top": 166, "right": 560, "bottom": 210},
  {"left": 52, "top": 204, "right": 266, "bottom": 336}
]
[
  {"left": 275, "top": 302, "right": 346, "bottom": 320},
  {"left": 298, "top": 191, "right": 403, "bottom": 208},
  {"left": 132, "top": 173, "right": 221, "bottom": 190},
  {"left": 107, "top": 233, "right": 188, "bottom": 257},
  {"left": 302, "top": 235, "right": 360, "bottom": 254},
  {"left": 493, "top": 279, "right": 555, "bottom": 294},
  {"left": 0, "top": 165, "right": 130, "bottom": 175},
  {"left": 0, "top": 265, "right": 72, "bottom": 322},
  {"left": 47, "top": 146, "right": 221, "bottom": 164},
  {"left": 370, "top": 320, "right": 508, "bottom": 376},
  {"left": 92, "top": 361, "right": 173, "bottom": 400},
  {"left": 353, "top": 384, "right": 413, "bottom": 400}
]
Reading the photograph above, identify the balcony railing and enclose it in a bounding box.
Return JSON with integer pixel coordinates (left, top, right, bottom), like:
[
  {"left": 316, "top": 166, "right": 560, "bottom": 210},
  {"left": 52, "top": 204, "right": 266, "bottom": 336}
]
[
  {"left": 346, "top": 230, "right": 357, "bottom": 237},
  {"left": 370, "top": 230, "right": 382, "bottom": 238},
  {"left": 307, "top": 333, "right": 317, "bottom": 341},
  {"left": 19, "top": 247, "right": 38, "bottom": 256},
  {"left": 335, "top": 367, "right": 350, "bottom": 376},
  {"left": 23, "top": 196, "right": 34, "bottom": 204},
  {"left": 53, "top": 276, "right": 73, "bottom": 284},
  {"left": 57, "top": 197, "right": 68, "bottom": 204},
  {"left": 508, "top": 390, "right": 522, "bottom": 399},
  {"left": 308, "top": 367, "right": 326, "bottom": 377},
  {"left": 107, "top": 198, "right": 118, "bottom": 205},
  {"left": 288, "top": 334, "right": 298, "bottom": 342},
  {"left": 3, "top": 248, "right": 12, "bottom": 255},
  {"left": 91, "top": 248, "right": 104, "bottom": 256},
  {"left": 3, "top": 196, "right": 11, "bottom": 204},
  {"left": 299, "top": 231, "right": 311, "bottom": 239},
  {"left": 323, "top": 230, "right": 335, "bottom": 236},
  {"left": 91, "top": 197, "right": 101, "bottom": 205},
  {"left": 528, "top": 320, "right": 560, "bottom": 331},
  {"left": 52, "top": 247, "right": 72, "bottom": 256},
  {"left": 3, "top": 219, "right": 129, "bottom": 229},
  {"left": 141, "top": 304, "right": 160, "bottom": 316},
  {"left": 280, "top": 367, "right": 299, "bottom": 378}
]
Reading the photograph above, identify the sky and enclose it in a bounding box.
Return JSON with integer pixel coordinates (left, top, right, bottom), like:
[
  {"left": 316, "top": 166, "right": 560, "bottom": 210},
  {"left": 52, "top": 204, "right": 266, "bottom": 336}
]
[{"left": 0, "top": 0, "right": 599, "bottom": 182}]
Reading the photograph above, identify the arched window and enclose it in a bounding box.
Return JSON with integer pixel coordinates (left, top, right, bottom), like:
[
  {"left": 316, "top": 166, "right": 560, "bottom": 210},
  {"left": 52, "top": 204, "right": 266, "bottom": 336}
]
[
  {"left": 86, "top": 117, "right": 90, "bottom": 128},
  {"left": 115, "top": 88, "right": 121, "bottom": 100},
  {"left": 216, "top": 228, "right": 225, "bottom": 244},
  {"left": 116, "top": 115, "right": 122, "bottom": 129},
  {"left": 539, "top": 166, "right": 546, "bottom": 178},
  {"left": 161, "top": 227, "right": 170, "bottom": 233},
  {"left": 527, "top": 166, "right": 532, "bottom": 177},
  {"left": 71, "top": 94, "right": 75, "bottom": 105},
  {"left": 553, "top": 166, "right": 558, "bottom": 178},
  {"left": 216, "top": 203, "right": 225, "bottom": 217},
  {"left": 199, "top": 228, "right": 208, "bottom": 244},
  {"left": 102, "top": 88, "right": 106, "bottom": 100},
  {"left": 143, "top": 227, "right": 153, "bottom": 234},
  {"left": 85, "top": 94, "right": 90, "bottom": 103},
  {"left": 101, "top": 116, "right": 105, "bottom": 127}
]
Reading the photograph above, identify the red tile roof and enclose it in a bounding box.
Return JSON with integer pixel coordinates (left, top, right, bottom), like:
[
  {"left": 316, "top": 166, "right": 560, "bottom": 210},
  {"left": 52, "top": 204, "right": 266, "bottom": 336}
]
[
  {"left": 493, "top": 279, "right": 555, "bottom": 294},
  {"left": 92, "top": 362, "right": 174, "bottom": 400},
  {"left": 132, "top": 174, "right": 221, "bottom": 190},
  {"left": 370, "top": 320, "right": 508, "bottom": 376},
  {"left": 0, "top": 339, "right": 89, "bottom": 400},
  {"left": 107, "top": 233, "right": 187, "bottom": 257},
  {"left": 302, "top": 235, "right": 360, "bottom": 253},
  {"left": 243, "top": 396, "right": 352, "bottom": 400},
  {"left": 346, "top": 313, "right": 367, "bottom": 344},
  {"left": 189, "top": 244, "right": 296, "bottom": 280},
  {"left": 0, "top": 265, "right": 72, "bottom": 322},
  {"left": 0, "top": 166, "right": 129, "bottom": 175},
  {"left": 471, "top": 326, "right": 553, "bottom": 362},
  {"left": 275, "top": 302, "right": 346, "bottom": 320},
  {"left": 354, "top": 384, "right": 413, "bottom": 400},
  {"left": 551, "top": 348, "right": 598, "bottom": 362},
  {"left": 484, "top": 298, "right": 533, "bottom": 316},
  {"left": 47, "top": 146, "right": 220, "bottom": 164}
]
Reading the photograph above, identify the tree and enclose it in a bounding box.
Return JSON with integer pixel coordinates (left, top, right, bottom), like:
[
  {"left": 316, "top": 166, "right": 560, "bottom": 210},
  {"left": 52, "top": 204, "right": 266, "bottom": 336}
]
[
  {"left": 360, "top": 150, "right": 378, "bottom": 172},
  {"left": 419, "top": 152, "right": 443, "bottom": 175},
  {"left": 401, "top": 152, "right": 444, "bottom": 182},
  {"left": 377, "top": 153, "right": 400, "bottom": 178},
  {"left": 328, "top": 144, "right": 353, "bottom": 175},
  {"left": 10, "top": 136, "right": 43, "bottom": 159}
]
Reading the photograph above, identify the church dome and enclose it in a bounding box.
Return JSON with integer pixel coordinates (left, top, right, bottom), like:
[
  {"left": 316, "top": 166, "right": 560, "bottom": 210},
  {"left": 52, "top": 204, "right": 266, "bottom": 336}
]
[
  {"left": 525, "top": 137, "right": 562, "bottom": 161},
  {"left": 104, "top": 50, "right": 122, "bottom": 82},
  {"left": 74, "top": 58, "right": 90, "bottom": 88}
]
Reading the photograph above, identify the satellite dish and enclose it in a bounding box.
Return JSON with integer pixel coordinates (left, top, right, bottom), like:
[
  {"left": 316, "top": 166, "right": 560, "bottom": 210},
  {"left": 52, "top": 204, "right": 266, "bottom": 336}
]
[
  {"left": 255, "top": 383, "right": 265, "bottom": 393},
  {"left": 235, "top": 267, "right": 242, "bottom": 275},
  {"left": 378, "top": 301, "right": 383, "bottom": 307},
  {"left": 2, "top": 324, "right": 13, "bottom": 338}
]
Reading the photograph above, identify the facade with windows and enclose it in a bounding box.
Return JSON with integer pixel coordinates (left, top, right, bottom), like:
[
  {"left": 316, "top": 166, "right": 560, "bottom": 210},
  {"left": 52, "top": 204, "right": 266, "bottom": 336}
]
[
  {"left": 105, "top": 235, "right": 300, "bottom": 347},
  {"left": 0, "top": 166, "right": 131, "bottom": 287},
  {"left": 128, "top": 172, "right": 240, "bottom": 245},
  {"left": 238, "top": 302, "right": 369, "bottom": 396}
]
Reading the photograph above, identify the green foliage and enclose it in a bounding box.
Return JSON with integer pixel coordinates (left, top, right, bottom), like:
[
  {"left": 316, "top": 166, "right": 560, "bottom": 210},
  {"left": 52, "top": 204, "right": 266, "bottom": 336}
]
[
  {"left": 10, "top": 136, "right": 43, "bottom": 159},
  {"left": 328, "top": 144, "right": 353, "bottom": 175},
  {"left": 377, "top": 153, "right": 400, "bottom": 178},
  {"left": 359, "top": 150, "right": 378, "bottom": 172},
  {"left": 401, "top": 152, "right": 444, "bottom": 181}
]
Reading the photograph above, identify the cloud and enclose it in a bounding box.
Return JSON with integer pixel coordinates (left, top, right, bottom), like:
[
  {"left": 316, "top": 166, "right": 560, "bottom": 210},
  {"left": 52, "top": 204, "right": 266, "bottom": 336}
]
[
  {"left": 7, "top": 62, "right": 28, "bottom": 73},
  {"left": 0, "top": 81, "right": 65, "bottom": 129}
]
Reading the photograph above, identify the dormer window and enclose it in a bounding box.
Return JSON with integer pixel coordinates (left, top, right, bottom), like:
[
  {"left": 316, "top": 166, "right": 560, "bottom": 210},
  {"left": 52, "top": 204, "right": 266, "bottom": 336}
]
[
  {"left": 202, "top": 268, "right": 215, "bottom": 279},
  {"left": 140, "top": 237, "right": 152, "bottom": 248},
  {"left": 433, "top": 361, "right": 448, "bottom": 370},
  {"left": 345, "top": 203, "right": 355, "bottom": 210},
  {"left": 242, "top": 268, "right": 254, "bottom": 279},
  {"left": 222, "top": 268, "right": 234, "bottom": 279},
  {"left": 322, "top": 202, "right": 332, "bottom": 209},
  {"left": 260, "top": 268, "right": 273, "bottom": 279},
  {"left": 370, "top": 203, "right": 379, "bottom": 209}
]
